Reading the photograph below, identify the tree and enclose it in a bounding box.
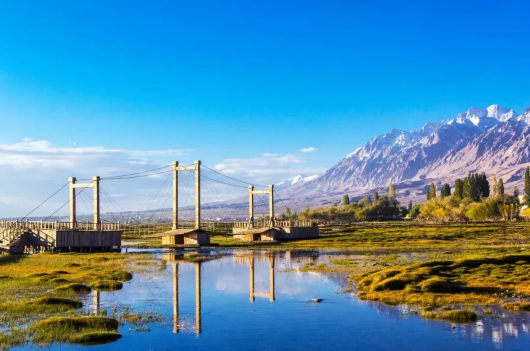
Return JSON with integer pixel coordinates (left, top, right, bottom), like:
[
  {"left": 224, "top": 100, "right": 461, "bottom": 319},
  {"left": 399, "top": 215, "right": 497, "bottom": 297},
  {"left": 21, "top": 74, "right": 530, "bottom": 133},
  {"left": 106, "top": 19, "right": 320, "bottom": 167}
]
[
  {"left": 514, "top": 187, "right": 520, "bottom": 200},
  {"left": 440, "top": 183, "right": 451, "bottom": 198},
  {"left": 497, "top": 178, "right": 504, "bottom": 198},
  {"left": 490, "top": 175, "right": 498, "bottom": 199},
  {"left": 372, "top": 190, "right": 379, "bottom": 204},
  {"left": 454, "top": 179, "right": 464, "bottom": 200},
  {"left": 342, "top": 194, "right": 350, "bottom": 206},
  {"left": 479, "top": 173, "right": 490, "bottom": 198},
  {"left": 408, "top": 200, "right": 413, "bottom": 212},
  {"left": 388, "top": 182, "right": 396, "bottom": 199},
  {"left": 463, "top": 178, "right": 472, "bottom": 199},
  {"left": 427, "top": 183, "right": 436, "bottom": 200},
  {"left": 359, "top": 196, "right": 369, "bottom": 207},
  {"left": 525, "top": 166, "right": 530, "bottom": 205}
]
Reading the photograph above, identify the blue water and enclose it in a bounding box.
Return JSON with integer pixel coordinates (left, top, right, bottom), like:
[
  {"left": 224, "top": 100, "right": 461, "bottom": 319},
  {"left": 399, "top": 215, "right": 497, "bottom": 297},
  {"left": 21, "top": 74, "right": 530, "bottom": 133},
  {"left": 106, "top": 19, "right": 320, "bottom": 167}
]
[{"left": 27, "top": 250, "right": 530, "bottom": 350}]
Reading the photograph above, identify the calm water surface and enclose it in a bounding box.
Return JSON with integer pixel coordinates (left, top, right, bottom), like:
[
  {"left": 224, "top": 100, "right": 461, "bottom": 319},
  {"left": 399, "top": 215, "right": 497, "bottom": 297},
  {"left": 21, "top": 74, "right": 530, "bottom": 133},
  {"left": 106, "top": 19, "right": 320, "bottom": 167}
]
[{"left": 28, "top": 250, "right": 530, "bottom": 350}]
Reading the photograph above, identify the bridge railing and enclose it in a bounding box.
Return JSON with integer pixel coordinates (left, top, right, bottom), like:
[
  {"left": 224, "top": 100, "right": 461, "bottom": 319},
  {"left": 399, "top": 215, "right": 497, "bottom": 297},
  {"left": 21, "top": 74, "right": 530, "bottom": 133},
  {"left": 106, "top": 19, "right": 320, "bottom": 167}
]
[
  {"left": 0, "top": 220, "right": 121, "bottom": 231},
  {"left": 233, "top": 220, "right": 318, "bottom": 229}
]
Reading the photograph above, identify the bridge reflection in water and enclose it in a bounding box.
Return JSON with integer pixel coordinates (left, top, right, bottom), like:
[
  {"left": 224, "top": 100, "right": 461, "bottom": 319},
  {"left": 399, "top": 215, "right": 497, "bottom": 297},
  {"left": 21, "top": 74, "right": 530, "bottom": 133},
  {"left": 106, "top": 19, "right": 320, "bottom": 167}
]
[
  {"left": 170, "top": 261, "right": 202, "bottom": 334},
  {"left": 166, "top": 253, "right": 277, "bottom": 334}
]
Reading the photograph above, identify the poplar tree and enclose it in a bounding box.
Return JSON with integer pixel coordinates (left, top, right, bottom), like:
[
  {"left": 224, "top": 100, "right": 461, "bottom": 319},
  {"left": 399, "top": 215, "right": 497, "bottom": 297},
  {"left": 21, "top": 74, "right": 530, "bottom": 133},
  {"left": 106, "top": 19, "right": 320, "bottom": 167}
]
[
  {"left": 388, "top": 182, "right": 396, "bottom": 199},
  {"left": 497, "top": 178, "right": 505, "bottom": 198},
  {"left": 440, "top": 183, "right": 451, "bottom": 198},
  {"left": 479, "top": 173, "right": 490, "bottom": 198},
  {"left": 525, "top": 166, "right": 530, "bottom": 204},
  {"left": 342, "top": 194, "right": 350, "bottom": 206},
  {"left": 490, "top": 175, "right": 498, "bottom": 199},
  {"left": 427, "top": 183, "right": 436, "bottom": 200},
  {"left": 454, "top": 179, "right": 464, "bottom": 200},
  {"left": 372, "top": 190, "right": 379, "bottom": 204},
  {"left": 463, "top": 178, "right": 472, "bottom": 199}
]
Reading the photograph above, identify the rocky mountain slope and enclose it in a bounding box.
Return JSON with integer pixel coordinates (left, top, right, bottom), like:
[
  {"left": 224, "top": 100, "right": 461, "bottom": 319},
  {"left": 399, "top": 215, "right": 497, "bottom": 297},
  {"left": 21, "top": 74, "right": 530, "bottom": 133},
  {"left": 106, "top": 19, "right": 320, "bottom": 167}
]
[{"left": 283, "top": 104, "right": 530, "bottom": 207}]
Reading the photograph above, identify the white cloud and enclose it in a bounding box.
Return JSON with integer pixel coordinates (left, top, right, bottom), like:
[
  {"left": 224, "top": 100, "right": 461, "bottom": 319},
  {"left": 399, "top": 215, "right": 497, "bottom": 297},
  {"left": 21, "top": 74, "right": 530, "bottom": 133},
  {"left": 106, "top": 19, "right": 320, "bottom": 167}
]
[
  {"left": 299, "top": 147, "right": 319, "bottom": 153},
  {"left": 211, "top": 152, "right": 325, "bottom": 185},
  {"left": 0, "top": 139, "right": 189, "bottom": 217}
]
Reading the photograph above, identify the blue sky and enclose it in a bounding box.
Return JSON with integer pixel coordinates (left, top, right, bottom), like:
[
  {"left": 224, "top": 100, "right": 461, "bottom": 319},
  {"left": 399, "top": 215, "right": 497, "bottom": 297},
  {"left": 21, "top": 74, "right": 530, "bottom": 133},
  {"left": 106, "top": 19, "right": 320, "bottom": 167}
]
[{"left": 1, "top": 0, "right": 529, "bottom": 216}]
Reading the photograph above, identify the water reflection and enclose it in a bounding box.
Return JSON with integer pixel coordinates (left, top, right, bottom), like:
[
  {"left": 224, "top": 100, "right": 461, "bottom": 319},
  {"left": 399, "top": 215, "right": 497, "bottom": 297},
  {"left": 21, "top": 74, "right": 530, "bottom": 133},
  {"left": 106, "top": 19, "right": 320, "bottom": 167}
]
[
  {"left": 247, "top": 256, "right": 275, "bottom": 302},
  {"left": 164, "top": 257, "right": 203, "bottom": 335},
  {"left": 85, "top": 250, "right": 530, "bottom": 350},
  {"left": 92, "top": 290, "right": 100, "bottom": 315}
]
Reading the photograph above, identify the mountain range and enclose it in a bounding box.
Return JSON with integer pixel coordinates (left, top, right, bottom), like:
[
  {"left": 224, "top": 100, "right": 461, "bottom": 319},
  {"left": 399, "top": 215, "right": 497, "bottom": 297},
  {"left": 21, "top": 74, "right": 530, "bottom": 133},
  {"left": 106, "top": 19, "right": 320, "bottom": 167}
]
[{"left": 280, "top": 104, "right": 530, "bottom": 208}]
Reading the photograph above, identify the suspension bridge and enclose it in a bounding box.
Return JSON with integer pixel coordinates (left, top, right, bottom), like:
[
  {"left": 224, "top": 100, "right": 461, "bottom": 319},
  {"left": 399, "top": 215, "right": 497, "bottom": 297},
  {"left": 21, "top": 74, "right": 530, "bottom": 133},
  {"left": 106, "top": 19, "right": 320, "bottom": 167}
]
[{"left": 0, "top": 161, "right": 318, "bottom": 253}]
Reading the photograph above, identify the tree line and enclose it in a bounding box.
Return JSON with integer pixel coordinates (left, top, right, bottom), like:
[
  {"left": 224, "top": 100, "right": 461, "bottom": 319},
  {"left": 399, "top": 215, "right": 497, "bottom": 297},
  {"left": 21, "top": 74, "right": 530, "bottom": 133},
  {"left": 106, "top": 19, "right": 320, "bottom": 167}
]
[{"left": 279, "top": 167, "right": 530, "bottom": 223}]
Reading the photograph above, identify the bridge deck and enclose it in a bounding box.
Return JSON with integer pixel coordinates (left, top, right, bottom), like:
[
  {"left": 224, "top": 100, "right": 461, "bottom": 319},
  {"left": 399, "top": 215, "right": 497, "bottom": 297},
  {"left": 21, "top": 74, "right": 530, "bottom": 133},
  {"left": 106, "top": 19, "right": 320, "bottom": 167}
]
[{"left": 0, "top": 221, "right": 122, "bottom": 253}]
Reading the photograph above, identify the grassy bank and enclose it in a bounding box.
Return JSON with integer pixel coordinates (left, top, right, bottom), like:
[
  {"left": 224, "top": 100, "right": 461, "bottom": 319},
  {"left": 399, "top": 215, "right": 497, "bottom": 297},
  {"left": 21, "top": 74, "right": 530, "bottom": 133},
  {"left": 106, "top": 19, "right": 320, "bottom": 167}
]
[
  {"left": 126, "top": 222, "right": 530, "bottom": 252},
  {"left": 0, "top": 252, "right": 136, "bottom": 349},
  {"left": 345, "top": 252, "right": 530, "bottom": 323}
]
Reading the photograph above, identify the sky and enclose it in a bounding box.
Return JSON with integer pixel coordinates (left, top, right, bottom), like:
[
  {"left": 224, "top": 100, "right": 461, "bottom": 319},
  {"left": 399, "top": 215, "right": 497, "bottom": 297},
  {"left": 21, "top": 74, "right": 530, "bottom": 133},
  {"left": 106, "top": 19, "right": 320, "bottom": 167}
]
[{"left": 1, "top": 0, "right": 530, "bottom": 217}]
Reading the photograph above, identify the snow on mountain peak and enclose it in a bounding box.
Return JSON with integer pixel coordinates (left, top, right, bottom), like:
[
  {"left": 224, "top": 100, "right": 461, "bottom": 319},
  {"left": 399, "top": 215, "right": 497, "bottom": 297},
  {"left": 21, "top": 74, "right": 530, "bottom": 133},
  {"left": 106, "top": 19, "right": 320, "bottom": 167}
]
[
  {"left": 346, "top": 147, "right": 362, "bottom": 158},
  {"left": 456, "top": 107, "right": 487, "bottom": 126},
  {"left": 486, "top": 104, "right": 516, "bottom": 122},
  {"left": 276, "top": 174, "right": 320, "bottom": 190},
  {"left": 516, "top": 106, "right": 530, "bottom": 124}
]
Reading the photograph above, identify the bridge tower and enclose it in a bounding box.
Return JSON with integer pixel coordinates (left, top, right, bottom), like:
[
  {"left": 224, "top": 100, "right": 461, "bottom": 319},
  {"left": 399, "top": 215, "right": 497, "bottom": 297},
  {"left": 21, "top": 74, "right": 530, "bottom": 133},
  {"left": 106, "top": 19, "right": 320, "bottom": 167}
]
[
  {"left": 69, "top": 176, "right": 101, "bottom": 230},
  {"left": 247, "top": 184, "right": 275, "bottom": 228},
  {"left": 172, "top": 160, "right": 201, "bottom": 230}
]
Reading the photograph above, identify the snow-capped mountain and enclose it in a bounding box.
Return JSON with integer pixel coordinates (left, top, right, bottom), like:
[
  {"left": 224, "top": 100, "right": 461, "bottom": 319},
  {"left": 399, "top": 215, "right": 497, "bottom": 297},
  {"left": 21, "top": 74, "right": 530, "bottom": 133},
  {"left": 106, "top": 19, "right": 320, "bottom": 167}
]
[
  {"left": 283, "top": 104, "right": 530, "bottom": 206},
  {"left": 276, "top": 174, "right": 320, "bottom": 190}
]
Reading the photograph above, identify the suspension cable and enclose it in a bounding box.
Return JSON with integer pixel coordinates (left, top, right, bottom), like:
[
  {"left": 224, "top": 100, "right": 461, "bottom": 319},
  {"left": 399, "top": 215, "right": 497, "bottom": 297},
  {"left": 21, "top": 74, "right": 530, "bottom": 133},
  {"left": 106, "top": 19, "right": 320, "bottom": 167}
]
[
  {"left": 201, "top": 164, "right": 268, "bottom": 188},
  {"left": 101, "top": 164, "right": 172, "bottom": 180}
]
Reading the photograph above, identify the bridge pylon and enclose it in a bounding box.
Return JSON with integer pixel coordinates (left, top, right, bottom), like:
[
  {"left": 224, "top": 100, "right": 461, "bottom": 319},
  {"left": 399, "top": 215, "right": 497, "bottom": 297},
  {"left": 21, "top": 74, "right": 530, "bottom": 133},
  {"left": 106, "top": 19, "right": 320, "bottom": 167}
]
[
  {"left": 248, "top": 184, "right": 275, "bottom": 228},
  {"left": 69, "top": 176, "right": 101, "bottom": 230},
  {"left": 173, "top": 160, "right": 202, "bottom": 230}
]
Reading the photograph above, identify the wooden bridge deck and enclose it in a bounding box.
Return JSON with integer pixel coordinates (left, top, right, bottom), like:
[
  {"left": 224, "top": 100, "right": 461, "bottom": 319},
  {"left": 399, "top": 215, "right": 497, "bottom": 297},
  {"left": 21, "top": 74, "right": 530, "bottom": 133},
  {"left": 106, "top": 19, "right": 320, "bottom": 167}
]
[{"left": 0, "top": 221, "right": 122, "bottom": 254}]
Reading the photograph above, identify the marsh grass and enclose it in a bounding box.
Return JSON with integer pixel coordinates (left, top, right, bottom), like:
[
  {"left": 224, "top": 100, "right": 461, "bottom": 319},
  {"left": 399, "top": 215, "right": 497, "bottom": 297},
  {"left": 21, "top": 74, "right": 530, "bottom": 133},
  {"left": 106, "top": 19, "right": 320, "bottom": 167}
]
[
  {"left": 31, "top": 316, "right": 119, "bottom": 345},
  {"left": 91, "top": 280, "right": 123, "bottom": 291},
  {"left": 353, "top": 253, "right": 530, "bottom": 321},
  {"left": 420, "top": 309, "right": 477, "bottom": 323},
  {"left": 0, "top": 296, "right": 82, "bottom": 314},
  {"left": 501, "top": 302, "right": 530, "bottom": 312},
  {"left": 55, "top": 283, "right": 92, "bottom": 293},
  {"left": 0, "top": 328, "right": 28, "bottom": 349},
  {"left": 0, "top": 252, "right": 138, "bottom": 348},
  {"left": 113, "top": 306, "right": 164, "bottom": 328}
]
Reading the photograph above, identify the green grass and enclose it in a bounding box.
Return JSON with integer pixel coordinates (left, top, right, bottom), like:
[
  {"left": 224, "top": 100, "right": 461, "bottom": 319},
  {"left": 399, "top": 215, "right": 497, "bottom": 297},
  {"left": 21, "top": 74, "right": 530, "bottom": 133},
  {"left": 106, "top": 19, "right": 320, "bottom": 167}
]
[
  {"left": 0, "top": 252, "right": 138, "bottom": 348},
  {"left": 501, "top": 302, "right": 530, "bottom": 312},
  {"left": 353, "top": 252, "right": 530, "bottom": 318},
  {"left": 91, "top": 280, "right": 123, "bottom": 291},
  {"left": 32, "top": 316, "right": 119, "bottom": 344},
  {"left": 55, "top": 283, "right": 92, "bottom": 293},
  {"left": 0, "top": 296, "right": 82, "bottom": 314}
]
